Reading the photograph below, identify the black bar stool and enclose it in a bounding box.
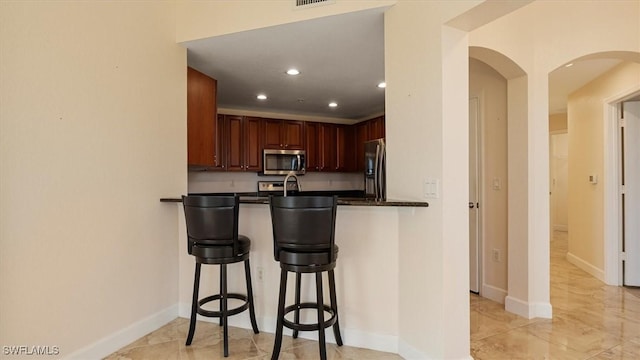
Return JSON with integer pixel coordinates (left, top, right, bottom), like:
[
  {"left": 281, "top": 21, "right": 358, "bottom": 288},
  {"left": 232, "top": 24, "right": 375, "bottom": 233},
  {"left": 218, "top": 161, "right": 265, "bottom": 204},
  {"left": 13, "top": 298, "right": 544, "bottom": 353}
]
[
  {"left": 269, "top": 195, "right": 343, "bottom": 360},
  {"left": 182, "top": 195, "right": 259, "bottom": 357}
]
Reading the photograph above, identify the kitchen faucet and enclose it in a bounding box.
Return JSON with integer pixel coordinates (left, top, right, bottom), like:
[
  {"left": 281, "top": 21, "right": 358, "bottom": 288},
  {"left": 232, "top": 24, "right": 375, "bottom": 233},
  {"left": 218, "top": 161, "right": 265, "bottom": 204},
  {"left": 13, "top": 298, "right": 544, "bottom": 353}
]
[{"left": 283, "top": 171, "right": 301, "bottom": 197}]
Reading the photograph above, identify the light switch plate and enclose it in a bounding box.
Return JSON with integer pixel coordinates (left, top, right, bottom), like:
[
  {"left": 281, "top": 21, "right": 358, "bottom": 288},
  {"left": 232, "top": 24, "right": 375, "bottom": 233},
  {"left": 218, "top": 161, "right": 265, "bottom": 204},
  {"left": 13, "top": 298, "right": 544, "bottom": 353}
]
[{"left": 424, "top": 178, "right": 440, "bottom": 199}]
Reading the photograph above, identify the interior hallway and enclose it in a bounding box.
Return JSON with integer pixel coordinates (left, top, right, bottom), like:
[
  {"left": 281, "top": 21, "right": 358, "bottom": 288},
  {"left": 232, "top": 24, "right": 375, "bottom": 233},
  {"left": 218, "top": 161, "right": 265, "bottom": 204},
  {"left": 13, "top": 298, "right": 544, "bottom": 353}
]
[
  {"left": 105, "top": 231, "right": 640, "bottom": 359},
  {"left": 471, "top": 231, "right": 640, "bottom": 359}
]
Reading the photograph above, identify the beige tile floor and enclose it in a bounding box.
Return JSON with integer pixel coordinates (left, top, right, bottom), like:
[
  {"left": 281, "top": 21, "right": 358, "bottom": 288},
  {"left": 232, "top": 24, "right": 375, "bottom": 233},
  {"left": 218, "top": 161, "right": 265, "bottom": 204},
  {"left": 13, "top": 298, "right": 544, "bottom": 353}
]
[
  {"left": 471, "top": 231, "right": 640, "bottom": 360},
  {"left": 104, "top": 317, "right": 402, "bottom": 360},
  {"left": 106, "top": 231, "right": 640, "bottom": 359}
]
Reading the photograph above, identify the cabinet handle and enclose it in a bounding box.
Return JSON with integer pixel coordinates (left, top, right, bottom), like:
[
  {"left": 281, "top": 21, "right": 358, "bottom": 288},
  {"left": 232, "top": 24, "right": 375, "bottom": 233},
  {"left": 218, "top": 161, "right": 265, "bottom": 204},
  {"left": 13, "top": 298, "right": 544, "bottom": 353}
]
[{"left": 280, "top": 144, "right": 283, "bottom": 148}]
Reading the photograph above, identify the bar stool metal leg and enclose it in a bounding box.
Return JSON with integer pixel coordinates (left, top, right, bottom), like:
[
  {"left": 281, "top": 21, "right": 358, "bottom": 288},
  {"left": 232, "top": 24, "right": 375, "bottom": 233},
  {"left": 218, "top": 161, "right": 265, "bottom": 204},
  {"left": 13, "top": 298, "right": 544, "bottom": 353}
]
[
  {"left": 244, "top": 259, "right": 259, "bottom": 334},
  {"left": 219, "top": 269, "right": 224, "bottom": 327},
  {"left": 328, "top": 269, "right": 343, "bottom": 346},
  {"left": 272, "top": 268, "right": 288, "bottom": 360},
  {"left": 186, "top": 263, "right": 201, "bottom": 346},
  {"left": 292, "top": 272, "right": 302, "bottom": 339},
  {"left": 316, "top": 272, "right": 327, "bottom": 360},
  {"left": 221, "top": 264, "right": 229, "bottom": 357}
]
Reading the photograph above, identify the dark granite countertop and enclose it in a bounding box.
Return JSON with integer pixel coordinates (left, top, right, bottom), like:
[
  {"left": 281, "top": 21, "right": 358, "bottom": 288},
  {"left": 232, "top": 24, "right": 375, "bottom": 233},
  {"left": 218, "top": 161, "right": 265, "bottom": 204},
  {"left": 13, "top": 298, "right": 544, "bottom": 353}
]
[{"left": 160, "top": 192, "right": 428, "bottom": 207}]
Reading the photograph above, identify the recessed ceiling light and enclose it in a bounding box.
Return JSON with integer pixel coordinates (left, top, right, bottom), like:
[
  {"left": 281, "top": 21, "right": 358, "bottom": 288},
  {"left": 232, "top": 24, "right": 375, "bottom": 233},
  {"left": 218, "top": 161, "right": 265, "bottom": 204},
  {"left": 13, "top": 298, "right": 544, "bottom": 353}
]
[
  {"left": 377, "top": 82, "right": 386, "bottom": 88},
  {"left": 328, "top": 102, "right": 338, "bottom": 108},
  {"left": 565, "top": 63, "right": 574, "bottom": 68},
  {"left": 257, "top": 94, "right": 267, "bottom": 100},
  {"left": 286, "top": 69, "right": 300, "bottom": 75}
]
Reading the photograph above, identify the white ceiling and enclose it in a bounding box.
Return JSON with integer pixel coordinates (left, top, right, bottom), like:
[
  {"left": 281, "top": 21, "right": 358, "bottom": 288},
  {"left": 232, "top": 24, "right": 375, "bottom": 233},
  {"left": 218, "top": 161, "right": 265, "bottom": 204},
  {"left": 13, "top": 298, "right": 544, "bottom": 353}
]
[
  {"left": 185, "top": 8, "right": 386, "bottom": 122},
  {"left": 184, "top": 7, "right": 625, "bottom": 121}
]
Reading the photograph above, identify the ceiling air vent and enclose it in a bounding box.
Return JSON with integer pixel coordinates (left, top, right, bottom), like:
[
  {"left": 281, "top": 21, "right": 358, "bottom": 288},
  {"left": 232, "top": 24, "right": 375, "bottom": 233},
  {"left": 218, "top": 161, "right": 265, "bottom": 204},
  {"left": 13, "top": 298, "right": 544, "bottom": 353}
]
[{"left": 294, "top": 0, "right": 335, "bottom": 9}]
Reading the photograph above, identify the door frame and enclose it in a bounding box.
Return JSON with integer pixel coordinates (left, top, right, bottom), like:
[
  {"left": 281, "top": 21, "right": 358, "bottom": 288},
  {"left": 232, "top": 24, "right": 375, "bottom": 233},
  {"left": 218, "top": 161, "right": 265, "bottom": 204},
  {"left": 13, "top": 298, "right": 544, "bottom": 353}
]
[
  {"left": 469, "top": 95, "right": 484, "bottom": 294},
  {"left": 603, "top": 85, "right": 640, "bottom": 285}
]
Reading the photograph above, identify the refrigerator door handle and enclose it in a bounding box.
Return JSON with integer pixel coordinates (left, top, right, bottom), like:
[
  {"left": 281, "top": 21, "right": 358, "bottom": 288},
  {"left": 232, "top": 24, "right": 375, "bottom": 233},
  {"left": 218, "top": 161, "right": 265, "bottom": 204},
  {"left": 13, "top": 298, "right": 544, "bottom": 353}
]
[
  {"left": 373, "top": 145, "right": 380, "bottom": 200},
  {"left": 378, "top": 143, "right": 385, "bottom": 200}
]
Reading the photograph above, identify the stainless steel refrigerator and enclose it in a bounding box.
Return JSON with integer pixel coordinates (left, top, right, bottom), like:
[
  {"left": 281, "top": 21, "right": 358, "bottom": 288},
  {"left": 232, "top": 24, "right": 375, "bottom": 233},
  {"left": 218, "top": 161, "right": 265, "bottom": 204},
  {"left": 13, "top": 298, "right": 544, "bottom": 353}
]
[{"left": 364, "top": 138, "right": 386, "bottom": 200}]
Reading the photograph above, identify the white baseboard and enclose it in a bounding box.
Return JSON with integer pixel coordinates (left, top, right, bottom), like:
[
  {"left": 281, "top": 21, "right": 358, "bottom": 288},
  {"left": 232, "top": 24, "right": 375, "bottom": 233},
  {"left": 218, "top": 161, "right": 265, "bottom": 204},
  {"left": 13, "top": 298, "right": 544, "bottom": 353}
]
[
  {"left": 63, "top": 304, "right": 178, "bottom": 360},
  {"left": 398, "top": 340, "right": 428, "bottom": 360},
  {"left": 505, "top": 296, "right": 552, "bottom": 319},
  {"left": 179, "top": 302, "right": 399, "bottom": 354},
  {"left": 481, "top": 284, "right": 507, "bottom": 304},
  {"left": 566, "top": 252, "right": 605, "bottom": 282}
]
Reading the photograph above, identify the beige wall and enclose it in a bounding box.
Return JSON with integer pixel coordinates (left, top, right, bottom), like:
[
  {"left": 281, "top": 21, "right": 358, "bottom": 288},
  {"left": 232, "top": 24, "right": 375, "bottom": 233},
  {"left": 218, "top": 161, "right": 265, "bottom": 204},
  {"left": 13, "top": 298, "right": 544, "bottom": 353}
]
[
  {"left": 469, "top": 58, "right": 508, "bottom": 301},
  {"left": 567, "top": 62, "right": 640, "bottom": 276},
  {"left": 549, "top": 113, "right": 568, "bottom": 132},
  {"left": 0, "top": 2, "right": 186, "bottom": 358}
]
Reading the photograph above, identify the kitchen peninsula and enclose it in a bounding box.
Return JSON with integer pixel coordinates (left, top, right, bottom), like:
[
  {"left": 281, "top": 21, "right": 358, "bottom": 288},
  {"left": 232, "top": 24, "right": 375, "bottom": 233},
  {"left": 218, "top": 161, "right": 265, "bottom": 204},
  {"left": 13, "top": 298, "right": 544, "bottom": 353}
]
[{"left": 161, "top": 193, "right": 427, "bottom": 353}]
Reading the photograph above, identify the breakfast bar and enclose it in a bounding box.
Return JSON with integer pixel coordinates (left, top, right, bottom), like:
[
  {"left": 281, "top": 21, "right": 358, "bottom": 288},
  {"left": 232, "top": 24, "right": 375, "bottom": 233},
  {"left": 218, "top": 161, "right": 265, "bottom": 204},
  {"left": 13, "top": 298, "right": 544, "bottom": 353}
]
[{"left": 162, "top": 194, "right": 428, "bottom": 353}]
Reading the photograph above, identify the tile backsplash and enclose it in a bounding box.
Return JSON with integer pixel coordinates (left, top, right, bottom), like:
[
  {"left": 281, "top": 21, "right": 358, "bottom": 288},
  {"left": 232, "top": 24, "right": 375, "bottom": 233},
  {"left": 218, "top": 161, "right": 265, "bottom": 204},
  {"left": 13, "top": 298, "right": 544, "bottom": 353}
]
[{"left": 188, "top": 171, "right": 363, "bottom": 194}]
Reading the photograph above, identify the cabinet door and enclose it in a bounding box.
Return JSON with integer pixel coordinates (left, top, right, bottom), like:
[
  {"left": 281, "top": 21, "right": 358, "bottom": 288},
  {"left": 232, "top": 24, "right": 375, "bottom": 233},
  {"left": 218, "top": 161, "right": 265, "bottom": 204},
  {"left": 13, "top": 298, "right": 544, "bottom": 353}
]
[
  {"left": 263, "top": 119, "right": 283, "bottom": 149},
  {"left": 214, "top": 114, "right": 226, "bottom": 170},
  {"left": 305, "top": 122, "right": 320, "bottom": 172},
  {"left": 355, "top": 122, "right": 368, "bottom": 171},
  {"left": 335, "top": 125, "right": 355, "bottom": 172},
  {"left": 187, "top": 67, "right": 218, "bottom": 167},
  {"left": 319, "top": 123, "right": 336, "bottom": 171},
  {"left": 225, "top": 115, "right": 244, "bottom": 171},
  {"left": 243, "top": 117, "right": 263, "bottom": 171},
  {"left": 283, "top": 121, "right": 305, "bottom": 149},
  {"left": 368, "top": 116, "right": 385, "bottom": 140}
]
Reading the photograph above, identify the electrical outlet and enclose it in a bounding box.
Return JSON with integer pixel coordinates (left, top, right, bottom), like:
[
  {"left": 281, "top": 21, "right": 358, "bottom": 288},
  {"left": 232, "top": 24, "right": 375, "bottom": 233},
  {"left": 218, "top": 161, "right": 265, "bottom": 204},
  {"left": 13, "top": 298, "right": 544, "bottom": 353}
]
[
  {"left": 257, "top": 266, "right": 264, "bottom": 281},
  {"left": 492, "top": 249, "right": 501, "bottom": 262}
]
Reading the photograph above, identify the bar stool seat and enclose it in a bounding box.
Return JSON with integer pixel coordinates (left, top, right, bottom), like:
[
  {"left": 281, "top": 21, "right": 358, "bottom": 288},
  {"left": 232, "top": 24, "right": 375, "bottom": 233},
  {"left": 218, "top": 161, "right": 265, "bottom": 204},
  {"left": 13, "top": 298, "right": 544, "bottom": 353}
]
[
  {"left": 269, "top": 195, "right": 343, "bottom": 360},
  {"left": 191, "top": 235, "right": 251, "bottom": 261},
  {"left": 182, "top": 195, "right": 259, "bottom": 358}
]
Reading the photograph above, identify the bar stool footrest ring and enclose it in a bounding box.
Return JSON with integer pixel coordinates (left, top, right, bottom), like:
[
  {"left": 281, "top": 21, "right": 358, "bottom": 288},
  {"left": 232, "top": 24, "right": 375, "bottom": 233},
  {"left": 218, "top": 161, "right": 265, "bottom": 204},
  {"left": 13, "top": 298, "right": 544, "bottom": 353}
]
[
  {"left": 196, "top": 293, "right": 249, "bottom": 318},
  {"left": 282, "top": 302, "right": 337, "bottom": 332}
]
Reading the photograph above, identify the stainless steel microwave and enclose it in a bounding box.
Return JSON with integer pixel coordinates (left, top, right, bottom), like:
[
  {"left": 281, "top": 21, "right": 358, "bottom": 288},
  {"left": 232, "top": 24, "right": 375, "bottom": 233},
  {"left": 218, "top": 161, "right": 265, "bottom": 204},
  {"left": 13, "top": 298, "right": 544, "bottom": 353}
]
[{"left": 262, "top": 149, "right": 306, "bottom": 176}]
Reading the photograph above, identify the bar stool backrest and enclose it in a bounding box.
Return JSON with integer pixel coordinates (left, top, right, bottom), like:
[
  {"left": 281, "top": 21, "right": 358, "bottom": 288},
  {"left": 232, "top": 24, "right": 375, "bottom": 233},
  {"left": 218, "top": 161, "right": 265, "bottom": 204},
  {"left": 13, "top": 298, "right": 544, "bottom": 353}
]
[
  {"left": 182, "top": 195, "right": 239, "bottom": 254},
  {"left": 269, "top": 196, "right": 338, "bottom": 261}
]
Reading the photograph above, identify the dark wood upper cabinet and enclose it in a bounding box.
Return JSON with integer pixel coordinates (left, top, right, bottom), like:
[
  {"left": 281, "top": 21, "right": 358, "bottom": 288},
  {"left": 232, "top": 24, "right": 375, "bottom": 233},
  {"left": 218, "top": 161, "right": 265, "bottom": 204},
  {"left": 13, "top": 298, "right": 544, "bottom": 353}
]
[
  {"left": 368, "top": 116, "right": 385, "bottom": 140},
  {"left": 187, "top": 67, "right": 220, "bottom": 168},
  {"left": 319, "top": 123, "right": 336, "bottom": 172},
  {"left": 243, "top": 117, "right": 263, "bottom": 171},
  {"left": 304, "top": 122, "right": 357, "bottom": 172},
  {"left": 264, "top": 119, "right": 304, "bottom": 149},
  {"left": 335, "top": 124, "right": 355, "bottom": 172},
  {"left": 304, "top": 122, "right": 320, "bottom": 172},
  {"left": 223, "top": 115, "right": 263, "bottom": 172},
  {"left": 355, "top": 121, "right": 368, "bottom": 171}
]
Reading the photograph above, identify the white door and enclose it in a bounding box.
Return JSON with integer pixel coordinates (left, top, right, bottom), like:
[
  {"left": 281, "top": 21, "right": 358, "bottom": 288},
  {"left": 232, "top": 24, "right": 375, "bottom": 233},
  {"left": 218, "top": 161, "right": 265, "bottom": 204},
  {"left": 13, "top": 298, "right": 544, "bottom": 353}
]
[
  {"left": 623, "top": 101, "right": 640, "bottom": 286},
  {"left": 469, "top": 97, "right": 480, "bottom": 293},
  {"left": 550, "top": 133, "right": 569, "bottom": 232}
]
